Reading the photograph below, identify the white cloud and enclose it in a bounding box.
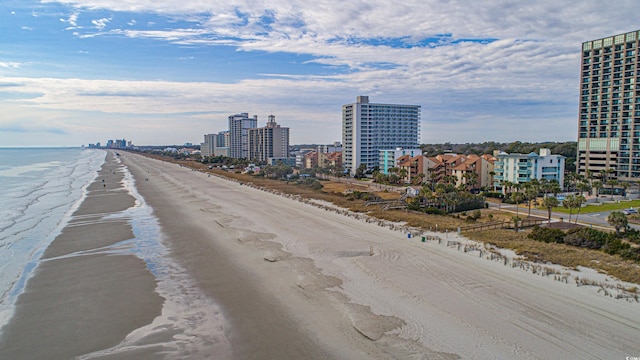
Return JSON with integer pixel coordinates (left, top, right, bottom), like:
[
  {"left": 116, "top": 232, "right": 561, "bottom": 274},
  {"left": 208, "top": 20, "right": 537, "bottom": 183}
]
[
  {"left": 0, "top": 62, "right": 21, "bottom": 69},
  {"left": 59, "top": 10, "right": 79, "bottom": 27},
  {"left": 14, "top": 0, "right": 640, "bottom": 145},
  {"left": 91, "top": 17, "right": 110, "bottom": 30}
]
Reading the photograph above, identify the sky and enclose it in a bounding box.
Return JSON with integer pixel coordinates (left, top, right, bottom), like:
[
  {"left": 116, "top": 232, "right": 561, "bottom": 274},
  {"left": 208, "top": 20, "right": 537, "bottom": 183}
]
[{"left": 0, "top": 1, "right": 638, "bottom": 147}]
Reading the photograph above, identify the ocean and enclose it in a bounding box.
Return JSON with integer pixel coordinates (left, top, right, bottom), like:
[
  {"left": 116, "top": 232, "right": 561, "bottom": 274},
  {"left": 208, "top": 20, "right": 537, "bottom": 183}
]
[
  {"left": 0, "top": 148, "right": 230, "bottom": 357},
  {"left": 0, "top": 147, "right": 106, "bottom": 328}
]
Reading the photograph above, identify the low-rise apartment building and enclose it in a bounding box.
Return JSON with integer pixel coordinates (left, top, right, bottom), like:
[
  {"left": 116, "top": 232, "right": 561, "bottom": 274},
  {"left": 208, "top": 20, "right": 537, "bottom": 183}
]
[{"left": 493, "top": 148, "right": 565, "bottom": 191}]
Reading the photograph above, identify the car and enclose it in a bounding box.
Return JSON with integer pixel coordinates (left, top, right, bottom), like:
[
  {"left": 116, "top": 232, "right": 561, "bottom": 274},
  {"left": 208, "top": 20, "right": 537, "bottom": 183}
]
[{"left": 622, "top": 208, "right": 638, "bottom": 215}]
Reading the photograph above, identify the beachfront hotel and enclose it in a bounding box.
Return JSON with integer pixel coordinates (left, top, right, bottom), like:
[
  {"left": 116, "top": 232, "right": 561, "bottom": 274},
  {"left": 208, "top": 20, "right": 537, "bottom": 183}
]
[
  {"left": 247, "top": 115, "right": 290, "bottom": 162},
  {"left": 342, "top": 96, "right": 421, "bottom": 175},
  {"left": 577, "top": 30, "right": 640, "bottom": 182},
  {"left": 228, "top": 113, "right": 258, "bottom": 159}
]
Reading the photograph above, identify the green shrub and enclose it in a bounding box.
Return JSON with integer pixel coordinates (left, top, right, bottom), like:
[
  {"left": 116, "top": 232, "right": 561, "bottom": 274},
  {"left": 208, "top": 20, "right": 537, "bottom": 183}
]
[
  {"left": 603, "top": 237, "right": 631, "bottom": 255},
  {"left": 528, "top": 226, "right": 565, "bottom": 243},
  {"left": 423, "top": 207, "right": 446, "bottom": 215},
  {"left": 619, "top": 247, "right": 640, "bottom": 262},
  {"left": 563, "top": 228, "right": 609, "bottom": 249}
]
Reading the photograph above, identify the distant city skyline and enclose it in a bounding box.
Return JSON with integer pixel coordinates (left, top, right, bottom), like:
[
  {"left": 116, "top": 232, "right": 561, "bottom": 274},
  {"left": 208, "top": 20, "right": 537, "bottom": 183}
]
[{"left": 0, "top": 1, "right": 638, "bottom": 147}]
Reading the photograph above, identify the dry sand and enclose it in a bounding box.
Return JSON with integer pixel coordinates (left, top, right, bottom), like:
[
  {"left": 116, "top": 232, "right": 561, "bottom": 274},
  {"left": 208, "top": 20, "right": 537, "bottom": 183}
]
[
  {"left": 2, "top": 150, "right": 639, "bottom": 359},
  {"left": 121, "top": 152, "right": 640, "bottom": 359}
]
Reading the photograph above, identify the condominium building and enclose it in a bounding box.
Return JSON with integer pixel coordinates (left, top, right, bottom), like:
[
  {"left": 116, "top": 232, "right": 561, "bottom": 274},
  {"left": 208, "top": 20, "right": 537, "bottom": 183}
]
[
  {"left": 494, "top": 149, "right": 565, "bottom": 191},
  {"left": 200, "top": 134, "right": 216, "bottom": 157},
  {"left": 247, "top": 115, "right": 290, "bottom": 162},
  {"left": 228, "top": 113, "right": 258, "bottom": 159},
  {"left": 201, "top": 131, "right": 229, "bottom": 157},
  {"left": 379, "top": 147, "right": 422, "bottom": 175},
  {"left": 577, "top": 30, "right": 640, "bottom": 182},
  {"left": 342, "top": 96, "right": 420, "bottom": 175}
]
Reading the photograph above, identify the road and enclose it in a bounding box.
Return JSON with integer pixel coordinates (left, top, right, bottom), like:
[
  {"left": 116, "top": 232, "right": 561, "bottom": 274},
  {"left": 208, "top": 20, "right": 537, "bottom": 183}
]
[{"left": 488, "top": 199, "right": 640, "bottom": 231}]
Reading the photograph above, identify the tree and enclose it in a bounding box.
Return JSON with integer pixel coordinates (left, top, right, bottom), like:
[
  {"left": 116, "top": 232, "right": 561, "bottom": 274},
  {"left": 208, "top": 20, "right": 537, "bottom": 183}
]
[
  {"left": 355, "top": 163, "right": 367, "bottom": 178},
  {"left": 542, "top": 196, "right": 559, "bottom": 225},
  {"left": 607, "top": 211, "right": 628, "bottom": 235},
  {"left": 512, "top": 216, "right": 522, "bottom": 232},
  {"left": 562, "top": 194, "right": 578, "bottom": 223},
  {"left": 592, "top": 180, "right": 603, "bottom": 203},
  {"left": 463, "top": 171, "right": 478, "bottom": 191},
  {"left": 608, "top": 179, "right": 618, "bottom": 200},
  {"left": 398, "top": 168, "right": 408, "bottom": 184},
  {"left": 524, "top": 182, "right": 539, "bottom": 217},
  {"left": 548, "top": 180, "right": 562, "bottom": 198},
  {"left": 573, "top": 194, "right": 586, "bottom": 224},
  {"left": 577, "top": 180, "right": 591, "bottom": 198},
  {"left": 621, "top": 182, "right": 630, "bottom": 199},
  {"left": 510, "top": 190, "right": 525, "bottom": 224}
]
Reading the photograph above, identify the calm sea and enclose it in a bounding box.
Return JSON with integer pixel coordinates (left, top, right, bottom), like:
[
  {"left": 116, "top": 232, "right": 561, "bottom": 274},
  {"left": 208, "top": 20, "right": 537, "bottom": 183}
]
[{"left": 0, "top": 147, "right": 106, "bottom": 328}]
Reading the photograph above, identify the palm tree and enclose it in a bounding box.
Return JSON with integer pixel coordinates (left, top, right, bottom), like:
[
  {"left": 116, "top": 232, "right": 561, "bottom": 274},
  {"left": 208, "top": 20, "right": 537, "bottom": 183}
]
[
  {"left": 577, "top": 180, "right": 591, "bottom": 198},
  {"left": 621, "top": 181, "right": 630, "bottom": 199},
  {"left": 592, "top": 180, "right": 603, "bottom": 202},
  {"left": 463, "top": 171, "right": 479, "bottom": 191},
  {"left": 398, "top": 168, "right": 408, "bottom": 184},
  {"left": 510, "top": 190, "right": 525, "bottom": 227},
  {"left": 524, "top": 183, "right": 539, "bottom": 218},
  {"left": 564, "top": 171, "right": 576, "bottom": 192},
  {"left": 607, "top": 211, "right": 628, "bottom": 235},
  {"left": 542, "top": 196, "right": 560, "bottom": 225},
  {"left": 549, "top": 180, "right": 561, "bottom": 198},
  {"left": 573, "top": 194, "right": 586, "bottom": 224},
  {"left": 608, "top": 179, "right": 619, "bottom": 200},
  {"left": 562, "top": 194, "right": 577, "bottom": 223}
]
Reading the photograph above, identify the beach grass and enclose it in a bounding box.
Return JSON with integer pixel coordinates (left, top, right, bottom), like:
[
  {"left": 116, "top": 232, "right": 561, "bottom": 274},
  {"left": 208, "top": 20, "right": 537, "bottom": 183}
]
[{"left": 470, "top": 229, "right": 640, "bottom": 285}]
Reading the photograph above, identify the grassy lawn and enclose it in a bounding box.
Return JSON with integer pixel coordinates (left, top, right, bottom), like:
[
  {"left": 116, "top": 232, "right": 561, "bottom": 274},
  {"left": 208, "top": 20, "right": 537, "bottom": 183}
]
[{"left": 548, "top": 199, "right": 640, "bottom": 214}]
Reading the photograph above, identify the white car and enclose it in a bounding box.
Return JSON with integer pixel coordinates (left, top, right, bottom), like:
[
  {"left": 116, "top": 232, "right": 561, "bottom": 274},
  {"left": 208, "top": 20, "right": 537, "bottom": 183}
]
[{"left": 622, "top": 208, "right": 638, "bottom": 215}]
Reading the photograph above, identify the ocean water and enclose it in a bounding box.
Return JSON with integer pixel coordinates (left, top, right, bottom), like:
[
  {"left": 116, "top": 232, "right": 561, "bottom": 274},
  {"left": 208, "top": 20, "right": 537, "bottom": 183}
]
[
  {"left": 0, "top": 148, "right": 106, "bottom": 328},
  {"left": 0, "top": 148, "right": 230, "bottom": 357}
]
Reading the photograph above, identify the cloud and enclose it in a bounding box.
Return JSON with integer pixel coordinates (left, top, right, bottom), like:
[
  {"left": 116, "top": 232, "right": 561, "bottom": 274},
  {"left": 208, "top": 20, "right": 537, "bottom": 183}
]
[
  {"left": 0, "top": 62, "right": 21, "bottom": 69},
  {"left": 12, "top": 0, "right": 639, "bottom": 145},
  {"left": 91, "top": 17, "right": 110, "bottom": 30},
  {"left": 59, "top": 10, "right": 79, "bottom": 27}
]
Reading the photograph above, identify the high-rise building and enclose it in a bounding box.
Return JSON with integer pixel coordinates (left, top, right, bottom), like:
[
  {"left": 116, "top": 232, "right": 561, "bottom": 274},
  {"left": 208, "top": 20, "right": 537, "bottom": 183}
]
[
  {"left": 201, "top": 134, "right": 216, "bottom": 157},
  {"left": 577, "top": 30, "right": 640, "bottom": 182},
  {"left": 342, "top": 96, "right": 420, "bottom": 175},
  {"left": 248, "top": 115, "right": 290, "bottom": 162},
  {"left": 228, "top": 113, "right": 258, "bottom": 159}
]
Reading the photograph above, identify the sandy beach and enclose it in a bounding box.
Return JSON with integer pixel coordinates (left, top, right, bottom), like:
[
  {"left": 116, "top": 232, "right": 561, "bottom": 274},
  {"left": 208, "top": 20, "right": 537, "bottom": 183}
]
[{"left": 2, "top": 150, "right": 639, "bottom": 359}]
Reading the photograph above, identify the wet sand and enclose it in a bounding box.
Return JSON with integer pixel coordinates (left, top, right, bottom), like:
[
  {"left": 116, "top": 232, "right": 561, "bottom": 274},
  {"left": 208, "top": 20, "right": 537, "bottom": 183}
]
[{"left": 0, "top": 153, "right": 163, "bottom": 359}]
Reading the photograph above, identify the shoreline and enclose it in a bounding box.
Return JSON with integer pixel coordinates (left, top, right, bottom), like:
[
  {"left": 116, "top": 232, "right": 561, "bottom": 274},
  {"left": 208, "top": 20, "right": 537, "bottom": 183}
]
[{"left": 0, "top": 152, "right": 164, "bottom": 359}]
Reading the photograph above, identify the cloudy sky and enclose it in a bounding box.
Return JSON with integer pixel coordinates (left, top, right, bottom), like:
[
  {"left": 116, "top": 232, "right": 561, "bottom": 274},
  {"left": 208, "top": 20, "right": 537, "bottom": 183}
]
[{"left": 0, "top": 1, "right": 637, "bottom": 147}]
